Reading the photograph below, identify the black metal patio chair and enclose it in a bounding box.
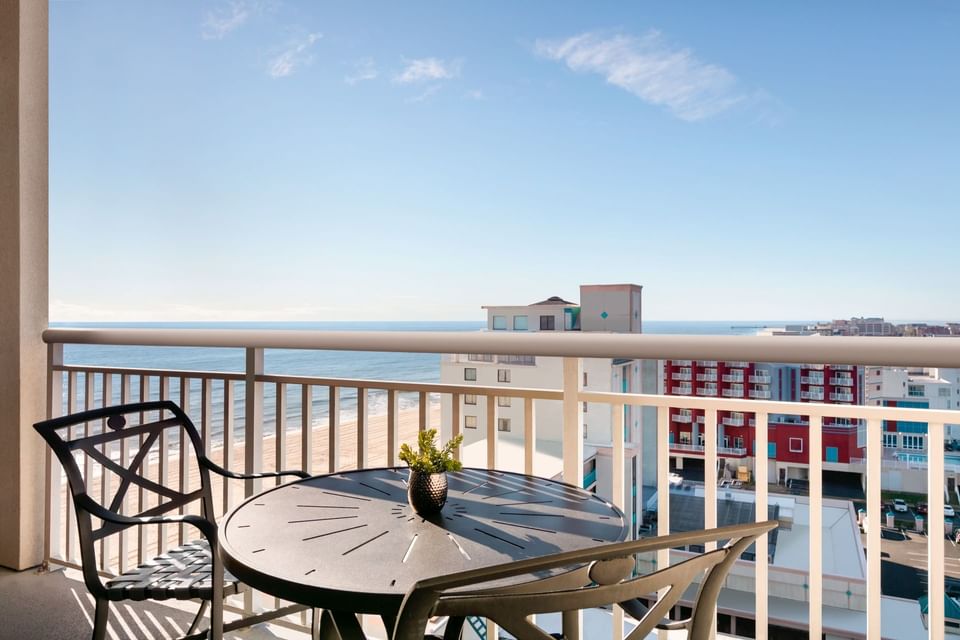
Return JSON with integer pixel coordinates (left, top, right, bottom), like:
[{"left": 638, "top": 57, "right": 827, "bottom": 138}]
[
  {"left": 35, "top": 400, "right": 312, "bottom": 640},
  {"left": 381, "top": 520, "right": 777, "bottom": 640}
]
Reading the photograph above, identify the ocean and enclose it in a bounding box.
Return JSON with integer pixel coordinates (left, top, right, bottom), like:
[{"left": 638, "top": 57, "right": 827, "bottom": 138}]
[{"left": 54, "top": 320, "right": 804, "bottom": 439}]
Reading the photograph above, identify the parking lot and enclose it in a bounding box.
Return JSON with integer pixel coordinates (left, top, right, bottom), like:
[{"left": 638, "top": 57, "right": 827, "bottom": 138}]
[{"left": 873, "top": 526, "right": 960, "bottom": 600}]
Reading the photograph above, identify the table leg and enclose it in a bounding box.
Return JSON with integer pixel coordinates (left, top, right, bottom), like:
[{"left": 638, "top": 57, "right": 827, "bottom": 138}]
[
  {"left": 380, "top": 611, "right": 396, "bottom": 636},
  {"left": 331, "top": 611, "right": 367, "bottom": 640}
]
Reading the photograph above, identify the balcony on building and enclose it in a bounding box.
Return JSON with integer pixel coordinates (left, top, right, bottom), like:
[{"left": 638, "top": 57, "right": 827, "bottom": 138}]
[
  {"left": 697, "top": 386, "right": 719, "bottom": 396},
  {"left": 749, "top": 373, "right": 772, "bottom": 384},
  {"left": 697, "top": 360, "right": 719, "bottom": 367},
  {"left": 831, "top": 391, "right": 855, "bottom": 402},
  {"left": 749, "top": 389, "right": 772, "bottom": 399},
  {"left": 672, "top": 412, "right": 694, "bottom": 423},
  {"left": 722, "top": 372, "right": 745, "bottom": 383},
  {"left": 723, "top": 413, "right": 746, "bottom": 427},
  {"left": 801, "top": 374, "right": 825, "bottom": 385},
  {"left": 696, "top": 372, "right": 718, "bottom": 382},
  {"left": 725, "top": 361, "right": 749, "bottom": 368},
  {"left": 830, "top": 376, "right": 855, "bottom": 386},
  {"left": 801, "top": 389, "right": 826, "bottom": 401},
  {"left": 672, "top": 370, "right": 693, "bottom": 381}
]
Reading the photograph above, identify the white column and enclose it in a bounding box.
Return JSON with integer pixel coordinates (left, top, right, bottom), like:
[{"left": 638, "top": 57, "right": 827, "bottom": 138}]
[{"left": 0, "top": 0, "right": 48, "bottom": 570}]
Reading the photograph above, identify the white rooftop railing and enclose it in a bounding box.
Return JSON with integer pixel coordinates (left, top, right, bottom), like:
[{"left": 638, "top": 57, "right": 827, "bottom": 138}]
[{"left": 41, "top": 328, "right": 960, "bottom": 640}]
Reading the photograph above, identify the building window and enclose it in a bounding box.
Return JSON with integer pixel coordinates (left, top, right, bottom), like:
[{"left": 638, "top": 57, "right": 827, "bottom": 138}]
[
  {"left": 464, "top": 394, "right": 477, "bottom": 405},
  {"left": 883, "top": 433, "right": 898, "bottom": 448},
  {"left": 497, "top": 418, "right": 511, "bottom": 432},
  {"left": 902, "top": 434, "right": 924, "bottom": 450},
  {"left": 498, "top": 369, "right": 510, "bottom": 383},
  {"left": 582, "top": 401, "right": 588, "bottom": 413},
  {"left": 908, "top": 384, "right": 925, "bottom": 397},
  {"left": 464, "top": 415, "right": 477, "bottom": 429},
  {"left": 768, "top": 442, "right": 776, "bottom": 458},
  {"left": 940, "top": 388, "right": 952, "bottom": 397},
  {"left": 540, "top": 315, "right": 556, "bottom": 330},
  {"left": 497, "top": 396, "right": 511, "bottom": 407},
  {"left": 513, "top": 315, "right": 528, "bottom": 331},
  {"left": 583, "top": 372, "right": 588, "bottom": 387},
  {"left": 789, "top": 438, "right": 804, "bottom": 453},
  {"left": 464, "top": 368, "right": 477, "bottom": 381},
  {"left": 697, "top": 432, "right": 705, "bottom": 446},
  {"left": 492, "top": 315, "right": 507, "bottom": 330},
  {"left": 679, "top": 431, "right": 692, "bottom": 444},
  {"left": 734, "top": 437, "right": 744, "bottom": 450}
]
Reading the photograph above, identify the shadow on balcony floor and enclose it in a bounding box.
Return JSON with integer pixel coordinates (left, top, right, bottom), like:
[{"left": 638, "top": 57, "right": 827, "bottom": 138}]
[{"left": 0, "top": 566, "right": 300, "bottom": 639}]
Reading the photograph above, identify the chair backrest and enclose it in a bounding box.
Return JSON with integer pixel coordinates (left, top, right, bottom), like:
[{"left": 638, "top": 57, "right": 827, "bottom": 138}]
[
  {"left": 35, "top": 400, "right": 216, "bottom": 589},
  {"left": 393, "top": 520, "right": 778, "bottom": 640}
]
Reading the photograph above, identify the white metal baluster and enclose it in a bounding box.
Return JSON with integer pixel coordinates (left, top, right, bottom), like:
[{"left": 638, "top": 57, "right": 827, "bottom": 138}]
[
  {"left": 328, "top": 386, "right": 340, "bottom": 474},
  {"left": 138, "top": 375, "right": 150, "bottom": 564},
  {"left": 754, "top": 411, "right": 769, "bottom": 639},
  {"left": 223, "top": 380, "right": 234, "bottom": 514},
  {"left": 356, "top": 388, "right": 367, "bottom": 470},
  {"left": 201, "top": 378, "right": 213, "bottom": 457},
  {"left": 276, "top": 382, "right": 287, "bottom": 483},
  {"left": 866, "top": 417, "right": 882, "bottom": 640},
  {"left": 419, "top": 390, "right": 428, "bottom": 431},
  {"left": 179, "top": 376, "right": 190, "bottom": 545},
  {"left": 524, "top": 397, "right": 536, "bottom": 476},
  {"left": 301, "top": 385, "right": 313, "bottom": 475},
  {"left": 657, "top": 406, "right": 670, "bottom": 640},
  {"left": 611, "top": 403, "right": 625, "bottom": 640},
  {"left": 486, "top": 395, "right": 498, "bottom": 470},
  {"left": 562, "top": 357, "right": 584, "bottom": 486},
  {"left": 118, "top": 374, "right": 132, "bottom": 573},
  {"left": 808, "top": 412, "right": 823, "bottom": 640},
  {"left": 65, "top": 370, "right": 78, "bottom": 564},
  {"left": 387, "top": 389, "right": 398, "bottom": 466},
  {"left": 705, "top": 408, "right": 718, "bottom": 546},
  {"left": 99, "top": 373, "right": 112, "bottom": 571},
  {"left": 450, "top": 392, "right": 461, "bottom": 463},
  {"left": 929, "top": 421, "right": 946, "bottom": 640},
  {"left": 158, "top": 376, "right": 170, "bottom": 553},
  {"left": 84, "top": 373, "right": 95, "bottom": 562},
  {"left": 245, "top": 348, "right": 264, "bottom": 498},
  {"left": 44, "top": 343, "right": 64, "bottom": 567}
]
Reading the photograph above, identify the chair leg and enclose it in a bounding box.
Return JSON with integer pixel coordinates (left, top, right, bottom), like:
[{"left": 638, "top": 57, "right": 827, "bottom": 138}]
[
  {"left": 92, "top": 599, "right": 109, "bottom": 640},
  {"left": 209, "top": 596, "right": 223, "bottom": 640},
  {"left": 187, "top": 600, "right": 209, "bottom": 637}
]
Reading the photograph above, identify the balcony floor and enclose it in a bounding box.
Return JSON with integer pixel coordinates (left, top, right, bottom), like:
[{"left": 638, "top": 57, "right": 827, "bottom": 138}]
[{"left": 0, "top": 566, "right": 300, "bottom": 640}]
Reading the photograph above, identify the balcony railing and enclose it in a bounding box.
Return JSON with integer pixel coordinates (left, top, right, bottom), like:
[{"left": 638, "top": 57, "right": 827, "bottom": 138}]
[
  {"left": 831, "top": 391, "right": 855, "bottom": 402},
  {"left": 671, "top": 386, "right": 693, "bottom": 395},
  {"left": 725, "top": 361, "right": 749, "bottom": 368},
  {"left": 722, "top": 388, "right": 744, "bottom": 398},
  {"left": 40, "top": 327, "right": 960, "bottom": 640},
  {"left": 697, "top": 360, "right": 718, "bottom": 367},
  {"left": 749, "top": 374, "right": 771, "bottom": 384},
  {"left": 801, "top": 375, "right": 825, "bottom": 385},
  {"left": 830, "top": 376, "right": 854, "bottom": 386},
  {"left": 696, "top": 372, "right": 718, "bottom": 382},
  {"left": 749, "top": 389, "right": 772, "bottom": 399},
  {"left": 672, "top": 413, "right": 693, "bottom": 423},
  {"left": 723, "top": 415, "right": 745, "bottom": 427},
  {"left": 722, "top": 374, "right": 745, "bottom": 383},
  {"left": 672, "top": 372, "right": 692, "bottom": 381},
  {"left": 801, "top": 389, "right": 825, "bottom": 401},
  {"left": 672, "top": 359, "right": 693, "bottom": 366}
]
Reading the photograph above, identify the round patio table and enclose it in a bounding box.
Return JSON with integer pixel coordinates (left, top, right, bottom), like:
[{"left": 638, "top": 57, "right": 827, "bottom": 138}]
[{"left": 220, "top": 467, "right": 627, "bottom": 624}]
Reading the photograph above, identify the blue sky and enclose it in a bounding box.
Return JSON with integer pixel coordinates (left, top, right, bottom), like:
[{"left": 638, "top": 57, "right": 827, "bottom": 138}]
[{"left": 49, "top": 1, "right": 959, "bottom": 322}]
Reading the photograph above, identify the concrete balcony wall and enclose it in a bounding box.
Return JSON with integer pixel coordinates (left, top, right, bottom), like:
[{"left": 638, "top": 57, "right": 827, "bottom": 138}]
[{"left": 0, "top": 0, "right": 47, "bottom": 570}]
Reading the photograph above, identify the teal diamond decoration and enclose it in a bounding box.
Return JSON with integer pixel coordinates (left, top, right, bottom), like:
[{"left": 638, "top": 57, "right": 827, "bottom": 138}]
[{"left": 601, "top": 311, "right": 609, "bottom": 319}]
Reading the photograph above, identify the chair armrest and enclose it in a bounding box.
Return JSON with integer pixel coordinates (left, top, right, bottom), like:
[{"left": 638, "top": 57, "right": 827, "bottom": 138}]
[
  {"left": 199, "top": 456, "right": 310, "bottom": 481},
  {"left": 75, "top": 493, "right": 218, "bottom": 542}
]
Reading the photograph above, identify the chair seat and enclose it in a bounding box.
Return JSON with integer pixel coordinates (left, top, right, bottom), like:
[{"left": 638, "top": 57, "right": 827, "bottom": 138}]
[{"left": 105, "top": 540, "right": 245, "bottom": 602}]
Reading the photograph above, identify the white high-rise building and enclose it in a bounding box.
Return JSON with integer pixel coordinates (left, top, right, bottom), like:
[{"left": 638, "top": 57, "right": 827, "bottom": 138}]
[{"left": 439, "top": 284, "right": 656, "bottom": 529}]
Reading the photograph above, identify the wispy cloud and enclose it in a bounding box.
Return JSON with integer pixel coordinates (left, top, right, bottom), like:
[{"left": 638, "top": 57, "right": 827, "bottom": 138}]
[
  {"left": 202, "top": 1, "right": 255, "bottom": 40},
  {"left": 393, "top": 57, "right": 461, "bottom": 84},
  {"left": 268, "top": 33, "right": 323, "bottom": 78},
  {"left": 345, "top": 57, "right": 378, "bottom": 85},
  {"left": 535, "top": 30, "right": 752, "bottom": 122},
  {"left": 406, "top": 84, "right": 442, "bottom": 103},
  {"left": 465, "top": 89, "right": 485, "bottom": 101}
]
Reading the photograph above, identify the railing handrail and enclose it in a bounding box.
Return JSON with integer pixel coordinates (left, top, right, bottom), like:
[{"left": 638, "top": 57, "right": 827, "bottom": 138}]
[{"left": 42, "top": 327, "right": 960, "bottom": 367}]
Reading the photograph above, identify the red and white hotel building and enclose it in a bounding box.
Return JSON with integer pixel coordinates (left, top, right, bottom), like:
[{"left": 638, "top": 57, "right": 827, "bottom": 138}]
[{"left": 664, "top": 360, "right": 864, "bottom": 484}]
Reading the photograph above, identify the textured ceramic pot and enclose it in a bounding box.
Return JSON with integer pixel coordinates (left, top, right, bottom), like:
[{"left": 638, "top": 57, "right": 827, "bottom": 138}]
[{"left": 408, "top": 470, "right": 448, "bottom": 516}]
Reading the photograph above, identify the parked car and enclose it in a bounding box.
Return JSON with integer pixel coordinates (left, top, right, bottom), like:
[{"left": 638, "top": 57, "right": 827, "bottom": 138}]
[
  {"left": 893, "top": 499, "right": 909, "bottom": 513},
  {"left": 946, "top": 504, "right": 956, "bottom": 518},
  {"left": 917, "top": 503, "right": 928, "bottom": 515}
]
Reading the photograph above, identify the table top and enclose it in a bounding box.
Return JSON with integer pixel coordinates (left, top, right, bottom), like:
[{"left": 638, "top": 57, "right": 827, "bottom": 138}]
[{"left": 220, "top": 467, "right": 627, "bottom": 613}]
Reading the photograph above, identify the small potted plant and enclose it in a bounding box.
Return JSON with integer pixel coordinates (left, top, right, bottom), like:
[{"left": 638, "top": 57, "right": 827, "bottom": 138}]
[{"left": 399, "top": 429, "right": 464, "bottom": 516}]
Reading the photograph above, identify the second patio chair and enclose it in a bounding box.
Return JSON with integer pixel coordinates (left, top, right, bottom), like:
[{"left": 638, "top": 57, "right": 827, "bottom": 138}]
[{"left": 389, "top": 520, "right": 777, "bottom": 640}]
